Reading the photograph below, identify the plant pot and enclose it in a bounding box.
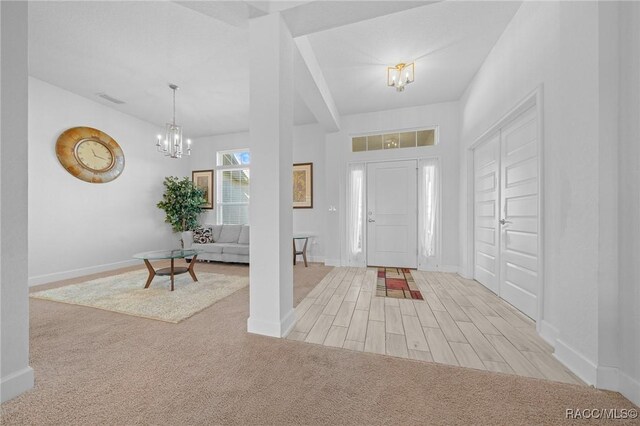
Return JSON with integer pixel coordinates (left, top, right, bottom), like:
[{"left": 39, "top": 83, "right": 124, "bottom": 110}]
[{"left": 180, "top": 231, "right": 192, "bottom": 249}]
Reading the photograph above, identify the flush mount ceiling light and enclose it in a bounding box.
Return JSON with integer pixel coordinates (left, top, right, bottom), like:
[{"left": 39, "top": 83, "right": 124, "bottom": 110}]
[
  {"left": 156, "top": 84, "right": 191, "bottom": 158},
  {"left": 387, "top": 62, "right": 415, "bottom": 92},
  {"left": 384, "top": 136, "right": 399, "bottom": 149}
]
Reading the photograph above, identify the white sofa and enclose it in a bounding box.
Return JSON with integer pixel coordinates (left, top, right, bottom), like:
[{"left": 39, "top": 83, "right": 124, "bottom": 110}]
[{"left": 182, "top": 224, "right": 249, "bottom": 264}]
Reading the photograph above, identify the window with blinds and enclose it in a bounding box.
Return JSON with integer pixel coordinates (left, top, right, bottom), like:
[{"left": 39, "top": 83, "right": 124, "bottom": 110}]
[
  {"left": 216, "top": 150, "right": 250, "bottom": 225},
  {"left": 351, "top": 128, "right": 437, "bottom": 152}
]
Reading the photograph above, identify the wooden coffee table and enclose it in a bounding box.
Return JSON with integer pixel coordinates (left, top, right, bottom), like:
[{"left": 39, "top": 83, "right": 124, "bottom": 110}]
[{"left": 133, "top": 249, "right": 201, "bottom": 291}]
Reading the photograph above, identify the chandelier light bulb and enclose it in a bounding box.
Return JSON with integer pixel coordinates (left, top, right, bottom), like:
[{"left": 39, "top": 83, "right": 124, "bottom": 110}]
[{"left": 387, "top": 62, "right": 415, "bottom": 92}]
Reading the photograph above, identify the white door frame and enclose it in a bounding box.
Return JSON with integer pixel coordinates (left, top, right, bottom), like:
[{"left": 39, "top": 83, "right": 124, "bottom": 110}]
[
  {"left": 345, "top": 155, "right": 442, "bottom": 270},
  {"left": 466, "top": 86, "right": 545, "bottom": 329}
]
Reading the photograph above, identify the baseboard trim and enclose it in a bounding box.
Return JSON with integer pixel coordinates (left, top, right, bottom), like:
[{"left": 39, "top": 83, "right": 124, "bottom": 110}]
[
  {"left": 619, "top": 370, "right": 640, "bottom": 407},
  {"left": 247, "top": 308, "right": 296, "bottom": 338},
  {"left": 280, "top": 309, "right": 297, "bottom": 337},
  {"left": 419, "top": 265, "right": 459, "bottom": 273},
  {"left": 538, "top": 323, "right": 639, "bottom": 406},
  {"left": 1, "top": 366, "right": 34, "bottom": 403},
  {"left": 29, "top": 259, "right": 140, "bottom": 287},
  {"left": 595, "top": 367, "right": 640, "bottom": 406},
  {"left": 538, "top": 320, "right": 559, "bottom": 349},
  {"left": 554, "top": 338, "right": 598, "bottom": 385},
  {"left": 324, "top": 262, "right": 459, "bottom": 271},
  {"left": 597, "top": 366, "right": 620, "bottom": 391}
]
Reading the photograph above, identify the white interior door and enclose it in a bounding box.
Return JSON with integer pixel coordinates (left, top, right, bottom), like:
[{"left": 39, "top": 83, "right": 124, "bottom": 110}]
[
  {"left": 499, "top": 107, "right": 539, "bottom": 319},
  {"left": 367, "top": 160, "right": 417, "bottom": 268},
  {"left": 473, "top": 134, "right": 500, "bottom": 294},
  {"left": 473, "top": 106, "right": 540, "bottom": 320}
]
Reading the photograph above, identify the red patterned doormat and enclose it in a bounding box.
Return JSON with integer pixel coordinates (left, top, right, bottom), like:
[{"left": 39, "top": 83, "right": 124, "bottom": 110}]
[{"left": 375, "top": 267, "right": 423, "bottom": 300}]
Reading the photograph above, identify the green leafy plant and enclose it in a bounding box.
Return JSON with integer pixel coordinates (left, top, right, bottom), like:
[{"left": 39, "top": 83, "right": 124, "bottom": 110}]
[{"left": 157, "top": 176, "right": 206, "bottom": 233}]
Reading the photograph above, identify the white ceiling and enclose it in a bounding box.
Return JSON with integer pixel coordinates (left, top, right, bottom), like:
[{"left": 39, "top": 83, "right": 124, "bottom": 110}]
[
  {"left": 28, "top": 1, "right": 520, "bottom": 137},
  {"left": 28, "top": 1, "right": 317, "bottom": 137},
  {"left": 307, "top": 1, "right": 521, "bottom": 116}
]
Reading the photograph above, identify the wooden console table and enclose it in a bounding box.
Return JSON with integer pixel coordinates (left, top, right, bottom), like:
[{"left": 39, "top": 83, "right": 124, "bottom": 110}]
[{"left": 293, "top": 236, "right": 310, "bottom": 267}]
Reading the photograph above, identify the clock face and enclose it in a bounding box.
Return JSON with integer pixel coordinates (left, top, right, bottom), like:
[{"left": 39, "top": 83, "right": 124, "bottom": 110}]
[
  {"left": 74, "top": 139, "right": 114, "bottom": 172},
  {"left": 56, "top": 127, "right": 125, "bottom": 183}
]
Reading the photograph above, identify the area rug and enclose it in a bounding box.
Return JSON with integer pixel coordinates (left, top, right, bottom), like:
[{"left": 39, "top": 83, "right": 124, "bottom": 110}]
[
  {"left": 30, "top": 270, "right": 249, "bottom": 323},
  {"left": 375, "top": 267, "right": 423, "bottom": 300}
]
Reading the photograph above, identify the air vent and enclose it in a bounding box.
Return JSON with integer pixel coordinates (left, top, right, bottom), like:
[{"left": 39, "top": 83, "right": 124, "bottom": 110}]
[{"left": 96, "top": 93, "right": 125, "bottom": 105}]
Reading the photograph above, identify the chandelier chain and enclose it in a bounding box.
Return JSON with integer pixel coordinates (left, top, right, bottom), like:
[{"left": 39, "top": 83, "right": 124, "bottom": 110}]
[{"left": 172, "top": 86, "right": 176, "bottom": 125}]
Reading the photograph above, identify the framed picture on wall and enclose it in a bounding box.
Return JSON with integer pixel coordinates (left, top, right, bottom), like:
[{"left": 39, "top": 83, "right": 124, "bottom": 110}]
[
  {"left": 293, "top": 162, "right": 313, "bottom": 209},
  {"left": 192, "top": 170, "right": 214, "bottom": 209}
]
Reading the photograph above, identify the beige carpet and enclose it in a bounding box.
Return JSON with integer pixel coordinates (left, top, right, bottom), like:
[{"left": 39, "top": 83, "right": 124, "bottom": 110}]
[
  {"left": 30, "top": 269, "right": 248, "bottom": 323},
  {"left": 2, "top": 262, "right": 637, "bottom": 425}
]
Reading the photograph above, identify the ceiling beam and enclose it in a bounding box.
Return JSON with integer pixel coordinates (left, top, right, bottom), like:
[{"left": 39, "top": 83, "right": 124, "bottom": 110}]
[
  {"left": 177, "top": 1, "right": 439, "bottom": 35},
  {"left": 246, "top": 1, "right": 314, "bottom": 14},
  {"left": 294, "top": 36, "right": 340, "bottom": 132},
  {"left": 175, "top": 1, "right": 267, "bottom": 27},
  {"left": 282, "top": 1, "right": 438, "bottom": 37}
]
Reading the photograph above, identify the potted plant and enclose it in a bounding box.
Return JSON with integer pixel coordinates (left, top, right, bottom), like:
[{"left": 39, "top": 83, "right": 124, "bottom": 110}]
[{"left": 157, "top": 176, "right": 206, "bottom": 248}]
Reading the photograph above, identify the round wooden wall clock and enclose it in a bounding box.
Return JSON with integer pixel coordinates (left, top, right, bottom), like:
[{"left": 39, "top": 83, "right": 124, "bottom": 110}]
[{"left": 55, "top": 126, "right": 125, "bottom": 183}]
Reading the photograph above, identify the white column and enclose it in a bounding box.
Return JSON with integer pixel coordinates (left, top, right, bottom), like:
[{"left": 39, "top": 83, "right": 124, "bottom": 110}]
[
  {"left": 1, "top": 1, "right": 34, "bottom": 402},
  {"left": 247, "top": 13, "right": 295, "bottom": 337}
]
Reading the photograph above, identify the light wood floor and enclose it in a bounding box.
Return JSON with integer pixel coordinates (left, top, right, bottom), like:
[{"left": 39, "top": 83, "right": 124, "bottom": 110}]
[{"left": 287, "top": 267, "right": 583, "bottom": 385}]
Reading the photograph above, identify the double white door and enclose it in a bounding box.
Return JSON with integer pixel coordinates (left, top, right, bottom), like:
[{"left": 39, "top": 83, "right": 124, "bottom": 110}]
[
  {"left": 366, "top": 160, "right": 417, "bottom": 268},
  {"left": 473, "top": 107, "right": 540, "bottom": 320}
]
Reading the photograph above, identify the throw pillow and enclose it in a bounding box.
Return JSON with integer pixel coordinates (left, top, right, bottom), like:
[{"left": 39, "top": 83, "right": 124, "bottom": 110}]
[
  {"left": 238, "top": 225, "right": 250, "bottom": 244},
  {"left": 210, "top": 225, "right": 223, "bottom": 242},
  {"left": 217, "top": 224, "right": 243, "bottom": 243},
  {"left": 192, "top": 227, "right": 213, "bottom": 244}
]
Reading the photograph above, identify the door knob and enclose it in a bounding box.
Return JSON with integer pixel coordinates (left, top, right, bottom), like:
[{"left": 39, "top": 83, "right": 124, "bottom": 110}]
[
  {"left": 368, "top": 219, "right": 376, "bottom": 223},
  {"left": 499, "top": 219, "right": 512, "bottom": 225}
]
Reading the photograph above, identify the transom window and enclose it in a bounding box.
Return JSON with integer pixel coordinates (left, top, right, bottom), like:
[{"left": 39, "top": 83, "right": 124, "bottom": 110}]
[
  {"left": 351, "top": 127, "right": 438, "bottom": 152},
  {"left": 216, "top": 149, "right": 250, "bottom": 225},
  {"left": 217, "top": 150, "right": 251, "bottom": 166}
]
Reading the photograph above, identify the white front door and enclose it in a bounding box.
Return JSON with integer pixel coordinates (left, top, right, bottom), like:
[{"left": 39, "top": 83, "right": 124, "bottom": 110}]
[
  {"left": 499, "top": 107, "right": 539, "bottom": 319},
  {"left": 366, "top": 160, "right": 417, "bottom": 268},
  {"left": 473, "top": 106, "right": 540, "bottom": 320},
  {"left": 473, "top": 133, "right": 500, "bottom": 294}
]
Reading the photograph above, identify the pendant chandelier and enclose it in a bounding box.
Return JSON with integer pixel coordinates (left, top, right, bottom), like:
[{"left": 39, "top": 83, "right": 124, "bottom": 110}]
[
  {"left": 156, "top": 84, "right": 191, "bottom": 158},
  {"left": 387, "top": 62, "right": 415, "bottom": 92}
]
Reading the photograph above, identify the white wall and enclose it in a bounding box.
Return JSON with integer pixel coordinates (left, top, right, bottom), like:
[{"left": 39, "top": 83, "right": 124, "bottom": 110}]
[
  {"left": 617, "top": 1, "right": 640, "bottom": 406},
  {"left": 28, "top": 78, "right": 189, "bottom": 286},
  {"left": 596, "top": 0, "right": 621, "bottom": 394},
  {"left": 292, "top": 124, "right": 326, "bottom": 262},
  {"left": 459, "top": 0, "right": 599, "bottom": 376},
  {"left": 1, "top": 0, "right": 34, "bottom": 403},
  {"left": 190, "top": 123, "right": 326, "bottom": 262},
  {"left": 325, "top": 101, "right": 460, "bottom": 269},
  {"left": 458, "top": 1, "right": 639, "bottom": 405}
]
